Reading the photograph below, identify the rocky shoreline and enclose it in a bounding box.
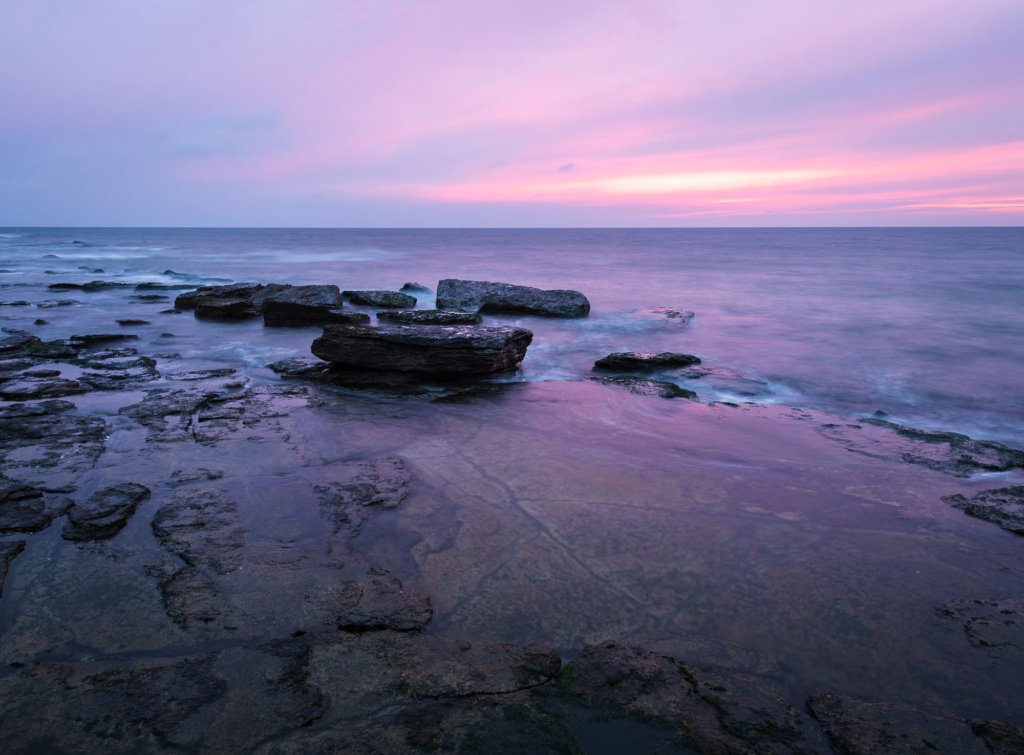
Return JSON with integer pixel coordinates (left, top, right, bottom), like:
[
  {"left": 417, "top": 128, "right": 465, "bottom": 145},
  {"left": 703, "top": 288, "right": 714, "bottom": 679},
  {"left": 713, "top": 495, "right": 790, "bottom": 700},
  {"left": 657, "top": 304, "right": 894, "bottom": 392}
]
[{"left": 1, "top": 273, "right": 1024, "bottom": 753}]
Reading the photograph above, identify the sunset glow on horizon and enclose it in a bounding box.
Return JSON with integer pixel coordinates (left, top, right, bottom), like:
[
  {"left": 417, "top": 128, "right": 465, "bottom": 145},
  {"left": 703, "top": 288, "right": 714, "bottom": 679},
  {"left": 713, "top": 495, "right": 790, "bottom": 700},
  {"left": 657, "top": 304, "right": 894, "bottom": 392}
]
[{"left": 2, "top": 0, "right": 1022, "bottom": 226}]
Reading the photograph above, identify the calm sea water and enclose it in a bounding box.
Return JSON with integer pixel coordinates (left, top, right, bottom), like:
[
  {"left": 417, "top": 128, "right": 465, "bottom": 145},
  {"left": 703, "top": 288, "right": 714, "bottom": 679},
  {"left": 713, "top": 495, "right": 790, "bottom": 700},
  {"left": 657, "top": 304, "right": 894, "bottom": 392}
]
[{"left": 2, "top": 227, "right": 1023, "bottom": 447}]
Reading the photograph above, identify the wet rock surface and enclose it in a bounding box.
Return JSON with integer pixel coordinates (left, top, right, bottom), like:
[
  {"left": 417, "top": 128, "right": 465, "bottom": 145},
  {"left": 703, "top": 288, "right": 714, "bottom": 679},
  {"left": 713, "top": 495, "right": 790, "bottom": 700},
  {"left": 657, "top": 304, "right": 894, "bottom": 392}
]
[
  {"left": 343, "top": 289, "right": 417, "bottom": 308},
  {"left": 594, "top": 350, "right": 702, "bottom": 370},
  {"left": 311, "top": 323, "right": 533, "bottom": 374},
  {"left": 377, "top": 309, "right": 482, "bottom": 324},
  {"left": 942, "top": 486, "right": 1024, "bottom": 535},
  {"left": 589, "top": 374, "right": 697, "bottom": 399},
  {"left": 817, "top": 418, "right": 1024, "bottom": 477},
  {"left": 151, "top": 487, "right": 245, "bottom": 573},
  {"left": 401, "top": 281, "right": 433, "bottom": 293},
  {"left": 257, "top": 284, "right": 346, "bottom": 325},
  {"left": 806, "top": 693, "right": 1020, "bottom": 755},
  {"left": 62, "top": 483, "right": 151, "bottom": 541},
  {"left": 938, "top": 597, "right": 1024, "bottom": 657},
  {"left": 0, "top": 333, "right": 41, "bottom": 352},
  {"left": 0, "top": 539, "right": 26, "bottom": 597},
  {"left": 436, "top": 277, "right": 591, "bottom": 317},
  {"left": 0, "top": 478, "right": 72, "bottom": 533},
  {"left": 70, "top": 332, "right": 139, "bottom": 345}
]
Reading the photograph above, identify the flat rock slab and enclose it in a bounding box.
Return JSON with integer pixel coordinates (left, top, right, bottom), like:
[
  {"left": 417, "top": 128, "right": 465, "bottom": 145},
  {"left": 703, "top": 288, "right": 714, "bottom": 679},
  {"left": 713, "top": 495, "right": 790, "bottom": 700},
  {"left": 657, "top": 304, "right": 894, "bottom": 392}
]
[
  {"left": 165, "top": 368, "right": 237, "bottom": 381},
  {"left": 151, "top": 488, "right": 244, "bottom": 573},
  {"left": 942, "top": 486, "right": 1024, "bottom": 535},
  {"left": 595, "top": 351, "right": 702, "bottom": 370},
  {"left": 175, "top": 283, "right": 263, "bottom": 309},
  {"left": 343, "top": 290, "right": 417, "bottom": 308},
  {"left": 590, "top": 375, "right": 697, "bottom": 399},
  {"left": 938, "top": 597, "right": 1024, "bottom": 656},
  {"left": 62, "top": 483, "right": 151, "bottom": 541},
  {"left": 116, "top": 319, "right": 150, "bottom": 326},
  {"left": 436, "top": 278, "right": 590, "bottom": 318},
  {"left": 311, "top": 323, "right": 533, "bottom": 375},
  {"left": 806, "top": 692, "right": 1022, "bottom": 755},
  {"left": 0, "top": 540, "right": 26, "bottom": 598},
  {"left": 376, "top": 309, "right": 481, "bottom": 325},
  {"left": 194, "top": 298, "right": 260, "bottom": 319},
  {"left": 0, "top": 334, "right": 41, "bottom": 353},
  {"left": 70, "top": 333, "right": 139, "bottom": 345},
  {"left": 0, "top": 378, "right": 93, "bottom": 400},
  {"left": 20, "top": 340, "right": 80, "bottom": 359}
]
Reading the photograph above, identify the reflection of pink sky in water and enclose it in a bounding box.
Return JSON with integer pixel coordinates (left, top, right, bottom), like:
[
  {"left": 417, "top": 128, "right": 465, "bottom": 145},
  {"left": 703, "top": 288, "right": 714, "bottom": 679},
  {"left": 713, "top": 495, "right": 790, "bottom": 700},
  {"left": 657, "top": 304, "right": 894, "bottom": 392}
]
[{"left": 2, "top": 1, "right": 1022, "bottom": 225}]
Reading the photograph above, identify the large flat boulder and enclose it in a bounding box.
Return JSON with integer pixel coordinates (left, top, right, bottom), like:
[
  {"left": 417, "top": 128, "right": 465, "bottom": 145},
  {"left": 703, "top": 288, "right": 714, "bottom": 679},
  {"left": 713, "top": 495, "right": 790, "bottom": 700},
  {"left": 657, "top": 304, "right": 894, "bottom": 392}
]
[
  {"left": 436, "top": 278, "right": 590, "bottom": 318},
  {"left": 376, "top": 310, "right": 481, "bottom": 325},
  {"left": 594, "top": 351, "right": 701, "bottom": 370},
  {"left": 194, "top": 298, "right": 260, "bottom": 319},
  {"left": 311, "top": 323, "right": 532, "bottom": 375},
  {"left": 257, "top": 284, "right": 350, "bottom": 326},
  {"left": 174, "top": 283, "right": 263, "bottom": 309}
]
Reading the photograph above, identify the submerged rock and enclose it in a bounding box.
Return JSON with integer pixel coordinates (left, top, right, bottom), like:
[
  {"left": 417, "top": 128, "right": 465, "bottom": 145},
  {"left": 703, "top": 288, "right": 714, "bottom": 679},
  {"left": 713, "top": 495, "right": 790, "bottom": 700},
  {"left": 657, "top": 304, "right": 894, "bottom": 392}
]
[
  {"left": 174, "top": 282, "right": 263, "bottom": 309},
  {"left": 116, "top": 319, "right": 150, "bottom": 326},
  {"left": 938, "top": 597, "right": 1024, "bottom": 656},
  {"left": 36, "top": 299, "right": 79, "bottom": 308},
  {"left": 634, "top": 307, "right": 695, "bottom": 325},
  {"left": 311, "top": 323, "right": 532, "bottom": 375},
  {"left": 0, "top": 301, "right": 29, "bottom": 307},
  {"left": 436, "top": 278, "right": 590, "bottom": 318},
  {"left": 376, "top": 309, "right": 481, "bottom": 325},
  {"left": 590, "top": 375, "right": 697, "bottom": 399},
  {"left": 158, "top": 567, "right": 222, "bottom": 627},
  {"left": 806, "top": 692, "right": 1020, "bottom": 755},
  {"left": 194, "top": 298, "right": 260, "bottom": 319},
  {"left": 594, "top": 351, "right": 702, "bottom": 370},
  {"left": 0, "top": 478, "right": 72, "bottom": 533},
  {"left": 560, "top": 641, "right": 820, "bottom": 754},
  {"left": 343, "top": 289, "right": 417, "bottom": 308},
  {"left": 165, "top": 368, "right": 237, "bottom": 381},
  {"left": 151, "top": 488, "right": 244, "bottom": 573},
  {"left": 942, "top": 486, "right": 1024, "bottom": 535},
  {"left": 0, "top": 378, "right": 93, "bottom": 400},
  {"left": 0, "top": 540, "right": 26, "bottom": 598},
  {"left": 62, "top": 483, "right": 151, "bottom": 541}
]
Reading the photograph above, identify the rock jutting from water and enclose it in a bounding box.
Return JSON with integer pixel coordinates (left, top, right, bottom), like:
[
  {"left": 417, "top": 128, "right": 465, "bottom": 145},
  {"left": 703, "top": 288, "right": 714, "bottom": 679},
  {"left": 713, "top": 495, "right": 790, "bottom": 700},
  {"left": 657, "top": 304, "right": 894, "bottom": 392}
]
[
  {"left": 436, "top": 278, "right": 591, "bottom": 318},
  {"left": 400, "top": 281, "right": 433, "bottom": 293},
  {"left": 258, "top": 284, "right": 365, "bottom": 326},
  {"left": 589, "top": 374, "right": 697, "bottom": 399},
  {"left": 311, "top": 323, "right": 533, "bottom": 375},
  {"left": 174, "top": 283, "right": 264, "bottom": 310},
  {"left": 594, "top": 351, "right": 702, "bottom": 370},
  {"left": 376, "top": 309, "right": 482, "bottom": 325},
  {"left": 194, "top": 298, "right": 261, "bottom": 319},
  {"left": 942, "top": 486, "right": 1024, "bottom": 535},
  {"left": 343, "top": 289, "right": 417, "bottom": 308}
]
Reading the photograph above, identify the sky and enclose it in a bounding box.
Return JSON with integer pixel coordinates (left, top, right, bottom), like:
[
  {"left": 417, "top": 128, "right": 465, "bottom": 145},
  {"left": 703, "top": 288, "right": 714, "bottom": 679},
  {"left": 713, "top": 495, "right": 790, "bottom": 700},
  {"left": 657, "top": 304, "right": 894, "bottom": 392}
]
[{"left": 1, "top": 0, "right": 1022, "bottom": 227}]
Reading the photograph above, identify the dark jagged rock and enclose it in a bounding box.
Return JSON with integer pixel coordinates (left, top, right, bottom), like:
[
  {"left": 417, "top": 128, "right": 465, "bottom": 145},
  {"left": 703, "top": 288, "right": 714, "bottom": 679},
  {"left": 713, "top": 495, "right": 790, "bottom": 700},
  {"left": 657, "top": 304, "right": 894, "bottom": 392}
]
[
  {"left": 0, "top": 358, "right": 45, "bottom": 372},
  {"left": 166, "top": 368, "right": 237, "bottom": 381},
  {"left": 806, "top": 692, "right": 1004, "bottom": 755},
  {"left": 194, "top": 297, "right": 260, "bottom": 319},
  {"left": 594, "top": 351, "right": 702, "bottom": 370},
  {"left": 159, "top": 308, "right": 182, "bottom": 314},
  {"left": 817, "top": 419, "right": 1024, "bottom": 477},
  {"left": 0, "top": 540, "right": 26, "bottom": 598},
  {"left": 942, "top": 486, "right": 1024, "bottom": 535},
  {"left": 376, "top": 309, "right": 481, "bottom": 325},
  {"left": 129, "top": 294, "right": 169, "bottom": 301},
  {"left": 116, "top": 319, "right": 150, "bottom": 326},
  {"left": 174, "top": 282, "right": 263, "bottom": 309},
  {"left": 119, "top": 388, "right": 227, "bottom": 441},
  {"left": 401, "top": 281, "right": 433, "bottom": 293},
  {"left": 590, "top": 375, "right": 697, "bottom": 399},
  {"left": 36, "top": 299, "right": 79, "bottom": 308},
  {"left": 0, "top": 478, "right": 73, "bottom": 533},
  {"left": 313, "top": 458, "right": 412, "bottom": 536},
  {"left": 311, "top": 323, "right": 532, "bottom": 375},
  {"left": 62, "top": 483, "right": 151, "bottom": 541},
  {"left": 559, "top": 641, "right": 819, "bottom": 754},
  {"left": 0, "top": 301, "right": 29, "bottom": 307},
  {"left": 436, "top": 278, "right": 590, "bottom": 318},
  {"left": 938, "top": 597, "right": 1024, "bottom": 655},
  {"left": 343, "top": 289, "right": 417, "bottom": 308},
  {"left": 0, "top": 333, "right": 41, "bottom": 353},
  {"left": 22, "top": 369, "right": 60, "bottom": 378},
  {"left": 267, "top": 357, "right": 331, "bottom": 379},
  {"left": 169, "top": 466, "right": 224, "bottom": 483},
  {"left": 70, "top": 333, "right": 139, "bottom": 346},
  {"left": 33, "top": 319, "right": 48, "bottom": 325},
  {"left": 0, "top": 378, "right": 93, "bottom": 400},
  {"left": 151, "top": 488, "right": 244, "bottom": 573},
  {"left": 21, "top": 339, "right": 80, "bottom": 359}
]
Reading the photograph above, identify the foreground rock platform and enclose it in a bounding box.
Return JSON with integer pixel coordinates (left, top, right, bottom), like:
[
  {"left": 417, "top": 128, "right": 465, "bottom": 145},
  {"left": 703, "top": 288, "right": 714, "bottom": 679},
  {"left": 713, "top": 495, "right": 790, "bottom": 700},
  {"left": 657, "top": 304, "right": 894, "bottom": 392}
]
[
  {"left": 311, "top": 323, "right": 533, "bottom": 374},
  {"left": 436, "top": 278, "right": 590, "bottom": 317}
]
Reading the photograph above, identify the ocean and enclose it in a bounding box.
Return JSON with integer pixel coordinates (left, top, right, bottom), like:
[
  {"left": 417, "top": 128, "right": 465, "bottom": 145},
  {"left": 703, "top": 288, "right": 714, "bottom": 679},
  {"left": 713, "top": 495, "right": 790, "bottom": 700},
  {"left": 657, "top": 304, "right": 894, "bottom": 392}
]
[{"left": 2, "top": 226, "right": 1023, "bottom": 447}]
